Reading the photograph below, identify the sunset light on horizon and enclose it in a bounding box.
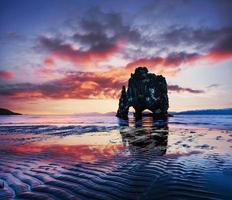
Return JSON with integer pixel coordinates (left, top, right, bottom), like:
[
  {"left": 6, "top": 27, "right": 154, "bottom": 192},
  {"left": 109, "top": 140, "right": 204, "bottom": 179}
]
[{"left": 0, "top": 0, "right": 232, "bottom": 114}]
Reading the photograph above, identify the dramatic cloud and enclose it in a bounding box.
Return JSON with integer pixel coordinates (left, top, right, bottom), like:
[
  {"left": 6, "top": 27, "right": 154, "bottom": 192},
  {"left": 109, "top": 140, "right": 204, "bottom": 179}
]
[
  {"left": 38, "top": 22, "right": 232, "bottom": 74},
  {"left": 160, "top": 27, "right": 229, "bottom": 48},
  {"left": 0, "top": 70, "right": 204, "bottom": 100},
  {"left": 38, "top": 36, "right": 125, "bottom": 67},
  {"left": 206, "top": 27, "right": 232, "bottom": 61},
  {"left": 168, "top": 85, "right": 204, "bottom": 94},
  {"left": 0, "top": 72, "right": 125, "bottom": 99},
  {"left": 34, "top": 6, "right": 232, "bottom": 79},
  {"left": 73, "top": 9, "right": 140, "bottom": 50},
  {"left": 159, "top": 26, "right": 232, "bottom": 62},
  {"left": 126, "top": 52, "right": 199, "bottom": 70},
  {"left": 38, "top": 9, "right": 142, "bottom": 67},
  {"left": 0, "top": 70, "right": 14, "bottom": 80}
]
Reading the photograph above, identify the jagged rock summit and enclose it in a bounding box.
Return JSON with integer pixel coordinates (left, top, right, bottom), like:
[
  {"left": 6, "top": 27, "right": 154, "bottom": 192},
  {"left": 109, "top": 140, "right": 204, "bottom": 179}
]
[{"left": 116, "top": 67, "right": 169, "bottom": 119}]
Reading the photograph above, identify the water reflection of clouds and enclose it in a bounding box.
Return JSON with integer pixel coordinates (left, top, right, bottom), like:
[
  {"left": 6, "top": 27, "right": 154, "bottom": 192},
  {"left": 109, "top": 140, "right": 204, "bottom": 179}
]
[
  {"left": 2, "top": 115, "right": 230, "bottom": 168},
  {"left": 11, "top": 144, "right": 126, "bottom": 163}
]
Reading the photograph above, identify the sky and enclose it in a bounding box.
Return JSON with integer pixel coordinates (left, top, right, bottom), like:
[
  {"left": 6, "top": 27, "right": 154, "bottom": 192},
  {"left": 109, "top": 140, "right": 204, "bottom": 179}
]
[{"left": 0, "top": 0, "right": 232, "bottom": 114}]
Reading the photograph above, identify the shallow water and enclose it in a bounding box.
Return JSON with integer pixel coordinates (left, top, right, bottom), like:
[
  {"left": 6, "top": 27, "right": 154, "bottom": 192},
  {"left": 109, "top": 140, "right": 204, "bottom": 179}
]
[
  {"left": 0, "top": 115, "right": 232, "bottom": 199},
  {"left": 0, "top": 114, "right": 231, "bottom": 129}
]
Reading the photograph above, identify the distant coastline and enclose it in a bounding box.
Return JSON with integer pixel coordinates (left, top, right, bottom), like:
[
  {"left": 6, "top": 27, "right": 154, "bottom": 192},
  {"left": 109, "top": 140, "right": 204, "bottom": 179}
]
[
  {"left": 0, "top": 108, "right": 231, "bottom": 116},
  {"left": 74, "top": 108, "right": 232, "bottom": 116},
  {"left": 0, "top": 108, "right": 22, "bottom": 115},
  {"left": 172, "top": 108, "right": 232, "bottom": 115}
]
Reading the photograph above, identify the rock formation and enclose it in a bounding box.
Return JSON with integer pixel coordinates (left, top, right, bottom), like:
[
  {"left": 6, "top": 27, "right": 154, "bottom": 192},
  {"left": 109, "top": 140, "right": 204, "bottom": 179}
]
[
  {"left": 0, "top": 108, "right": 22, "bottom": 115},
  {"left": 116, "top": 67, "right": 169, "bottom": 119}
]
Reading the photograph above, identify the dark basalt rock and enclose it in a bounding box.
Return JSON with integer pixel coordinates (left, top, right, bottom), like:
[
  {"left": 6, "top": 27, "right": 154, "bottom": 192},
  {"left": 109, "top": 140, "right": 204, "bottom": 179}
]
[
  {"left": 116, "top": 67, "right": 169, "bottom": 119},
  {"left": 0, "top": 108, "right": 22, "bottom": 115}
]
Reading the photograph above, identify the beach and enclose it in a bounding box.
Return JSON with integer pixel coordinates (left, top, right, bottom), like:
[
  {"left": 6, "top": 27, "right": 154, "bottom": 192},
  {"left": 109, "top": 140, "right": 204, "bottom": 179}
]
[
  {"left": 1, "top": 0, "right": 232, "bottom": 199},
  {"left": 0, "top": 114, "right": 232, "bottom": 200}
]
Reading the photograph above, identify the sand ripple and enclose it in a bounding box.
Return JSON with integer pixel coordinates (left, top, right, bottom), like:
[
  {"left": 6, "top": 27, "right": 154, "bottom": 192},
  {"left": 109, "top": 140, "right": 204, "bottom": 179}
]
[
  {"left": 0, "top": 151, "right": 231, "bottom": 199},
  {"left": 0, "top": 125, "right": 232, "bottom": 199}
]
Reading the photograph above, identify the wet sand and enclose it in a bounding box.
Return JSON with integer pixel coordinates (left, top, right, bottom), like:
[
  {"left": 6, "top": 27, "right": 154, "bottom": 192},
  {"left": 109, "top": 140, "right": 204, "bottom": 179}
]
[{"left": 0, "top": 118, "right": 232, "bottom": 199}]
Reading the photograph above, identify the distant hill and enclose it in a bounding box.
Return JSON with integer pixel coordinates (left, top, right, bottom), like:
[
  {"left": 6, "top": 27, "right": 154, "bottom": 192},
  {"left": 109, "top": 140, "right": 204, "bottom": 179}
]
[
  {"left": 74, "top": 112, "right": 116, "bottom": 116},
  {"left": 0, "top": 108, "right": 22, "bottom": 115},
  {"left": 174, "top": 108, "right": 232, "bottom": 115},
  {"left": 74, "top": 109, "right": 232, "bottom": 116}
]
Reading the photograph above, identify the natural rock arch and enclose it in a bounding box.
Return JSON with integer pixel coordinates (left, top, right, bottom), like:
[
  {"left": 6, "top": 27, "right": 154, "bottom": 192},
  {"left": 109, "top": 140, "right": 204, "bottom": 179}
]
[{"left": 116, "top": 67, "right": 169, "bottom": 119}]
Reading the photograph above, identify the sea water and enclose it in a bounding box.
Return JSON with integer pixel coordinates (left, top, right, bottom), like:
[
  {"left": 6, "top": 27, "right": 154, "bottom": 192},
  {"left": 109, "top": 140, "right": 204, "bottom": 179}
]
[{"left": 0, "top": 114, "right": 231, "bottom": 129}]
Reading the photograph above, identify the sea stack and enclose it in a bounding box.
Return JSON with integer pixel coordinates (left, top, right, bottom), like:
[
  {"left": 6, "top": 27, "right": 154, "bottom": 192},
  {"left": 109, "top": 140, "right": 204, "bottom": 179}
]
[{"left": 116, "top": 67, "right": 169, "bottom": 119}]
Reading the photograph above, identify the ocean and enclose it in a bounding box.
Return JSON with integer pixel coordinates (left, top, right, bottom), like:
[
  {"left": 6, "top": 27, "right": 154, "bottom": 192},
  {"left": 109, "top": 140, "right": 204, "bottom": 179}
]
[
  {"left": 0, "top": 114, "right": 231, "bottom": 129},
  {"left": 0, "top": 114, "right": 232, "bottom": 199}
]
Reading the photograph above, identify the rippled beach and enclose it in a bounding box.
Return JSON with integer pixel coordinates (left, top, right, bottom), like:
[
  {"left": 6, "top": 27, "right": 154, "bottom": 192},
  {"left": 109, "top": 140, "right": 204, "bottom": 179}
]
[{"left": 0, "top": 114, "right": 232, "bottom": 200}]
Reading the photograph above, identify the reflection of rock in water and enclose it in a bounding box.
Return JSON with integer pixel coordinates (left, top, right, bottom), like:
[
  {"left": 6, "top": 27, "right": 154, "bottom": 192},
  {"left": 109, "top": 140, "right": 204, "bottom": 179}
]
[{"left": 119, "top": 116, "right": 168, "bottom": 156}]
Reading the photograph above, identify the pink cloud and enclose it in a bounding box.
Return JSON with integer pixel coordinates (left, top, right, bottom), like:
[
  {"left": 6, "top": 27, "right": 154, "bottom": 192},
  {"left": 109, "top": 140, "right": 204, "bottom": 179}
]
[{"left": 0, "top": 70, "right": 14, "bottom": 80}]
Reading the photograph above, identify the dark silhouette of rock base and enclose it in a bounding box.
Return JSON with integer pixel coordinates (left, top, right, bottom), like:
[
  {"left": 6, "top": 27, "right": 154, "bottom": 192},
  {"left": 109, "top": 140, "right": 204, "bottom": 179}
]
[{"left": 116, "top": 67, "right": 169, "bottom": 119}]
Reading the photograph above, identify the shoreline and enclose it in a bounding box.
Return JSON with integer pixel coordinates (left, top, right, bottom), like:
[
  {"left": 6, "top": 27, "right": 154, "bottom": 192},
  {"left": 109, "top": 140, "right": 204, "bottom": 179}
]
[
  {"left": 0, "top": 114, "right": 231, "bottom": 130},
  {"left": 0, "top": 117, "right": 232, "bottom": 199}
]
